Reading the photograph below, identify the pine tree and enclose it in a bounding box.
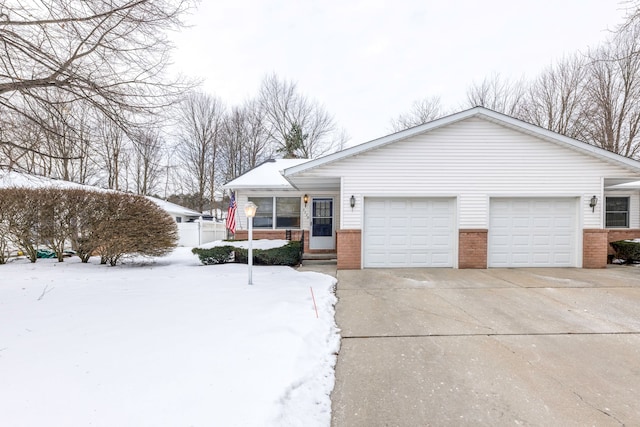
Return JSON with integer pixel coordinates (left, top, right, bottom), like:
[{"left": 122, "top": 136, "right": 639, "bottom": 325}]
[{"left": 278, "top": 123, "right": 308, "bottom": 158}]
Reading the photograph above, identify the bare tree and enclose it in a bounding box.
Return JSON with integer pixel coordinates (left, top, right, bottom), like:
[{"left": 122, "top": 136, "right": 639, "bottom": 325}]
[
  {"left": 95, "top": 117, "right": 127, "bottom": 190},
  {"left": 581, "top": 22, "right": 640, "bottom": 158},
  {"left": 0, "top": 0, "right": 195, "bottom": 168},
  {"left": 520, "top": 54, "right": 588, "bottom": 139},
  {"left": 218, "top": 100, "right": 271, "bottom": 185},
  {"left": 618, "top": 1, "right": 640, "bottom": 34},
  {"left": 131, "top": 129, "right": 164, "bottom": 196},
  {"left": 259, "top": 73, "right": 345, "bottom": 159},
  {"left": 175, "top": 91, "right": 224, "bottom": 213},
  {"left": 390, "top": 96, "right": 447, "bottom": 132},
  {"left": 466, "top": 73, "right": 526, "bottom": 116}
]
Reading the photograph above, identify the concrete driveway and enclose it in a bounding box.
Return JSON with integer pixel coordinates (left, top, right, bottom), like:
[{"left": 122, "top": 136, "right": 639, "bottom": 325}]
[{"left": 331, "top": 267, "right": 640, "bottom": 426}]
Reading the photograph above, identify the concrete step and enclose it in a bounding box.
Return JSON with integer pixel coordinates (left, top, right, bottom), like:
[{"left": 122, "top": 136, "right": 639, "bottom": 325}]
[{"left": 303, "top": 252, "right": 337, "bottom": 261}]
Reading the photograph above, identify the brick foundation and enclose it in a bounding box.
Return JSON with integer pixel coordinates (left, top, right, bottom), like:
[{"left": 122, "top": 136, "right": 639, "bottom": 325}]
[
  {"left": 459, "top": 229, "right": 488, "bottom": 269},
  {"left": 583, "top": 229, "right": 609, "bottom": 268},
  {"left": 234, "top": 227, "right": 638, "bottom": 270},
  {"left": 336, "top": 229, "right": 361, "bottom": 270},
  {"left": 234, "top": 229, "right": 310, "bottom": 253}
]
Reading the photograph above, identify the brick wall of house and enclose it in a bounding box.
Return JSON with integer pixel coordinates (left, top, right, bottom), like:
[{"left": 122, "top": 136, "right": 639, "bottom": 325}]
[
  {"left": 337, "top": 229, "right": 361, "bottom": 270},
  {"left": 458, "top": 229, "right": 488, "bottom": 269},
  {"left": 606, "top": 229, "right": 640, "bottom": 256},
  {"left": 583, "top": 229, "right": 609, "bottom": 268},
  {"left": 233, "top": 227, "right": 640, "bottom": 269},
  {"left": 234, "top": 229, "right": 310, "bottom": 253}
]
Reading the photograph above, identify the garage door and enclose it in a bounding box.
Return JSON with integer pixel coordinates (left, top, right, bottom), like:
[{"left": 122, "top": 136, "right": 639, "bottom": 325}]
[
  {"left": 364, "top": 198, "right": 455, "bottom": 268},
  {"left": 489, "top": 198, "right": 578, "bottom": 267}
]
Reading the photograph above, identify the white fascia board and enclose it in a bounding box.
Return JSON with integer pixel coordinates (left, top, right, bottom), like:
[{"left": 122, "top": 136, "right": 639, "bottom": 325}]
[
  {"left": 282, "top": 106, "right": 640, "bottom": 177},
  {"left": 606, "top": 181, "right": 640, "bottom": 189},
  {"left": 221, "top": 183, "right": 294, "bottom": 190}
]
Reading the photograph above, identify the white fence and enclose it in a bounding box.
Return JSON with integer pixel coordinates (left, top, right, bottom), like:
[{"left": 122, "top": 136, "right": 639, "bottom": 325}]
[{"left": 177, "top": 221, "right": 227, "bottom": 247}]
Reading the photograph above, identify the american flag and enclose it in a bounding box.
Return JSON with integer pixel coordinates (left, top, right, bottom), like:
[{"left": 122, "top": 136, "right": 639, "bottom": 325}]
[{"left": 226, "top": 191, "right": 237, "bottom": 234}]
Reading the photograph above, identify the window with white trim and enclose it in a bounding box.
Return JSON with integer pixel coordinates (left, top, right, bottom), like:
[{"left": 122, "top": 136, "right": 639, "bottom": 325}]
[
  {"left": 248, "top": 197, "right": 301, "bottom": 229},
  {"left": 605, "top": 197, "right": 629, "bottom": 228}
]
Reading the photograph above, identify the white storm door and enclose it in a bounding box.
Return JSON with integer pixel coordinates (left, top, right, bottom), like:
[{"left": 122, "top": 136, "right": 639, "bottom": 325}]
[{"left": 310, "top": 198, "right": 335, "bottom": 250}]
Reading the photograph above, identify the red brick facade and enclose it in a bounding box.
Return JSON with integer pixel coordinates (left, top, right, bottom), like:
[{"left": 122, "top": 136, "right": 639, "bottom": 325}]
[
  {"left": 336, "top": 229, "right": 362, "bottom": 270},
  {"left": 233, "top": 229, "right": 336, "bottom": 254},
  {"left": 234, "top": 229, "right": 309, "bottom": 253},
  {"left": 235, "top": 227, "right": 637, "bottom": 269},
  {"left": 458, "top": 229, "right": 488, "bottom": 269},
  {"left": 583, "top": 229, "right": 609, "bottom": 268}
]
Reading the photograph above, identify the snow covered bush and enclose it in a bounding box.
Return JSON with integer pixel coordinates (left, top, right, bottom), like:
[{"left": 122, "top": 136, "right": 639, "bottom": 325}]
[
  {"left": 192, "top": 246, "right": 234, "bottom": 265},
  {"left": 610, "top": 240, "right": 640, "bottom": 264}
]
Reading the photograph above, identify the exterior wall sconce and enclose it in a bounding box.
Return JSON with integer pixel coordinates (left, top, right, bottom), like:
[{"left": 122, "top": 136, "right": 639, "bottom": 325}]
[
  {"left": 350, "top": 195, "right": 356, "bottom": 209},
  {"left": 303, "top": 194, "right": 309, "bottom": 206},
  {"left": 589, "top": 195, "right": 598, "bottom": 212}
]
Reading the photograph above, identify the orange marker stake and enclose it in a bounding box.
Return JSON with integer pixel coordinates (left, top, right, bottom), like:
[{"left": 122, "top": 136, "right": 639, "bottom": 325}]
[{"left": 310, "top": 287, "right": 319, "bottom": 318}]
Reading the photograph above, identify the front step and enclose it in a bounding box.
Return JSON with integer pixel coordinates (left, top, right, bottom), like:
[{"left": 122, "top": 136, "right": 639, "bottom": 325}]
[{"left": 303, "top": 252, "right": 337, "bottom": 261}]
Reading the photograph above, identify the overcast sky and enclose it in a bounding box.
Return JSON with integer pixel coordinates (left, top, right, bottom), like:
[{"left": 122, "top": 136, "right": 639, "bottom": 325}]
[{"left": 171, "top": 0, "right": 627, "bottom": 145}]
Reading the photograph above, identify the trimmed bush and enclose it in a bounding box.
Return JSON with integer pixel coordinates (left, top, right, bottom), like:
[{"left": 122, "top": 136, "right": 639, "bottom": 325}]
[
  {"left": 0, "top": 187, "right": 178, "bottom": 266},
  {"left": 234, "top": 241, "right": 302, "bottom": 266},
  {"left": 610, "top": 240, "right": 640, "bottom": 263},
  {"left": 192, "top": 241, "right": 302, "bottom": 267},
  {"left": 192, "top": 246, "right": 234, "bottom": 265}
]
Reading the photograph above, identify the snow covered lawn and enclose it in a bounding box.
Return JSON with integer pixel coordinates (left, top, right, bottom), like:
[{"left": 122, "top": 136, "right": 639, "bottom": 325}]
[{"left": 0, "top": 247, "right": 339, "bottom": 427}]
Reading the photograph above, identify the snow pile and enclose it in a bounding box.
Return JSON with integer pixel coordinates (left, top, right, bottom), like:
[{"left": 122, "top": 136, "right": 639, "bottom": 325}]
[
  {"left": 0, "top": 170, "right": 95, "bottom": 190},
  {"left": 0, "top": 248, "right": 339, "bottom": 426},
  {"left": 200, "top": 239, "right": 290, "bottom": 250}
]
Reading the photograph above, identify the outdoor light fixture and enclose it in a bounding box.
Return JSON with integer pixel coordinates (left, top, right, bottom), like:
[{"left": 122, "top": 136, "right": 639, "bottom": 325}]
[
  {"left": 303, "top": 194, "right": 309, "bottom": 206},
  {"left": 589, "top": 195, "right": 598, "bottom": 213},
  {"left": 350, "top": 195, "right": 356, "bottom": 209},
  {"left": 244, "top": 201, "right": 257, "bottom": 285}
]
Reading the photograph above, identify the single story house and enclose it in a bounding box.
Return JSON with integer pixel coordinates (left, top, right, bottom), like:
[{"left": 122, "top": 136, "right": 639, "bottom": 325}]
[
  {"left": 223, "top": 107, "right": 640, "bottom": 269},
  {"left": 146, "top": 197, "right": 204, "bottom": 223}
]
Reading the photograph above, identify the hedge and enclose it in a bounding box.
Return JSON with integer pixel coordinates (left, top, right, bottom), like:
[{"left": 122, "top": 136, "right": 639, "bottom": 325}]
[
  {"left": 0, "top": 187, "right": 177, "bottom": 265},
  {"left": 610, "top": 240, "right": 640, "bottom": 264},
  {"left": 193, "top": 241, "right": 302, "bottom": 267},
  {"left": 192, "top": 246, "right": 234, "bottom": 265}
]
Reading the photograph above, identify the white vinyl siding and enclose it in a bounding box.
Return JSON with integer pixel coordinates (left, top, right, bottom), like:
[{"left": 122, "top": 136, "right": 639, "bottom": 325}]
[
  {"left": 488, "top": 198, "right": 578, "bottom": 267},
  {"left": 363, "top": 198, "right": 455, "bottom": 268},
  {"left": 292, "top": 118, "right": 640, "bottom": 231}
]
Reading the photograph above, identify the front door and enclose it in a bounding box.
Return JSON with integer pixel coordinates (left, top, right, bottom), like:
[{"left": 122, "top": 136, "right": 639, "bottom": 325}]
[{"left": 310, "top": 198, "right": 335, "bottom": 250}]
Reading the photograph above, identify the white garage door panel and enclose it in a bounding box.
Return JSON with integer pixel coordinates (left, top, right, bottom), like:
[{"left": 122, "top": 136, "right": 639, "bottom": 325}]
[
  {"left": 364, "top": 198, "right": 455, "bottom": 268},
  {"left": 489, "top": 198, "right": 577, "bottom": 267}
]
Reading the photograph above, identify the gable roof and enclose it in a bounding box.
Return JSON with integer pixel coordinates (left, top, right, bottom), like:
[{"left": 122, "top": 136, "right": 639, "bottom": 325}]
[
  {"left": 283, "top": 106, "right": 640, "bottom": 177},
  {"left": 222, "top": 158, "right": 309, "bottom": 190},
  {"left": 145, "top": 196, "right": 202, "bottom": 217}
]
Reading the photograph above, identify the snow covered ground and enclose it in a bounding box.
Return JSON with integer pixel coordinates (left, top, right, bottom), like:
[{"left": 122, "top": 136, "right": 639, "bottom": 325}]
[{"left": 0, "top": 246, "right": 339, "bottom": 427}]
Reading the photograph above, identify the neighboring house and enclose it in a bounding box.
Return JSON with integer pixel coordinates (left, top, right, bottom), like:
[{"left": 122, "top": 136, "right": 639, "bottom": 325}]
[
  {"left": 146, "top": 197, "right": 203, "bottom": 223},
  {"left": 146, "top": 197, "right": 227, "bottom": 247},
  {"left": 227, "top": 106, "right": 640, "bottom": 269}
]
